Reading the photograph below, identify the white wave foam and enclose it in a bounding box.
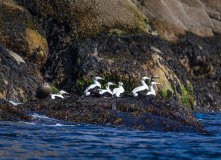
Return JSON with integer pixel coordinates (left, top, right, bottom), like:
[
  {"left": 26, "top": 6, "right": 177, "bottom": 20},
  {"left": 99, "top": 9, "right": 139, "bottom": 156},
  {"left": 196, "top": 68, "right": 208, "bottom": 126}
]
[
  {"left": 42, "top": 123, "right": 76, "bottom": 127},
  {"left": 31, "top": 113, "right": 52, "bottom": 119},
  {"left": 9, "top": 101, "right": 23, "bottom": 106}
]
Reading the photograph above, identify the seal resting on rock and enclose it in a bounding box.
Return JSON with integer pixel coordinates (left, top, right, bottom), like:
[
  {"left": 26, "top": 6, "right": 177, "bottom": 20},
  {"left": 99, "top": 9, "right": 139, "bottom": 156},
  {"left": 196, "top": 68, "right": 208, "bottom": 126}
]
[
  {"left": 35, "top": 74, "right": 52, "bottom": 99},
  {"left": 36, "top": 82, "right": 52, "bottom": 99}
]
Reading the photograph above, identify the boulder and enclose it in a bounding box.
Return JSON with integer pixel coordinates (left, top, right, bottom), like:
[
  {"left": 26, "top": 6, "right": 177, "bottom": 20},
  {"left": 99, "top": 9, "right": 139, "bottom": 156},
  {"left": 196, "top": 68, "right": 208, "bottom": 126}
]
[{"left": 132, "top": 0, "right": 221, "bottom": 41}]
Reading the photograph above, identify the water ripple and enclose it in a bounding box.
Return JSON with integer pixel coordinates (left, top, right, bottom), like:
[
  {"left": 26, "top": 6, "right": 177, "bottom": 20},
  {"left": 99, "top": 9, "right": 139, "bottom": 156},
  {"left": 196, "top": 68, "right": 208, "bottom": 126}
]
[{"left": 0, "top": 113, "right": 221, "bottom": 159}]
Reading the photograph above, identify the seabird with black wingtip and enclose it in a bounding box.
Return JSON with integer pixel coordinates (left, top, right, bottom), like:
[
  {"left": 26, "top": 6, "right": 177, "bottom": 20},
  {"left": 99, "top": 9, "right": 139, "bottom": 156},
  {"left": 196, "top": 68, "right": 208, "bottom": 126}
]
[{"left": 84, "top": 76, "right": 104, "bottom": 96}]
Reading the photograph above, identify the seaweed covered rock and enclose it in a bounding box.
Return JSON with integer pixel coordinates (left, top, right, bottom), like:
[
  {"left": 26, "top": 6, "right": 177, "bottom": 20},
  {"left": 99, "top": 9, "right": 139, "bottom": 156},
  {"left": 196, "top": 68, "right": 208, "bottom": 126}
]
[
  {"left": 19, "top": 97, "right": 207, "bottom": 133},
  {"left": 13, "top": 0, "right": 196, "bottom": 109},
  {"left": 0, "top": 0, "right": 48, "bottom": 68},
  {"left": 0, "top": 0, "right": 219, "bottom": 112},
  {"left": 172, "top": 33, "right": 221, "bottom": 112},
  {"left": 43, "top": 33, "right": 195, "bottom": 110},
  {"left": 0, "top": 99, "right": 31, "bottom": 121},
  {"left": 0, "top": 41, "right": 42, "bottom": 102}
]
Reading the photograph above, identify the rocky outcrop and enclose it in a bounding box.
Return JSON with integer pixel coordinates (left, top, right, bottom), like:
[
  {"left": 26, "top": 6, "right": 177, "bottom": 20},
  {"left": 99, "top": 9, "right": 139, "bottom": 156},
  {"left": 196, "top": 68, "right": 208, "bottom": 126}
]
[
  {"left": 0, "top": 0, "right": 219, "bottom": 112},
  {"left": 0, "top": 41, "right": 42, "bottom": 102},
  {"left": 0, "top": 0, "right": 48, "bottom": 68},
  {"left": 43, "top": 33, "right": 195, "bottom": 109},
  {"left": 172, "top": 33, "right": 221, "bottom": 112},
  {"left": 132, "top": 0, "right": 221, "bottom": 41},
  {"left": 17, "top": 97, "right": 207, "bottom": 133},
  {"left": 131, "top": 0, "right": 221, "bottom": 111},
  {"left": 8, "top": 0, "right": 194, "bottom": 109}
]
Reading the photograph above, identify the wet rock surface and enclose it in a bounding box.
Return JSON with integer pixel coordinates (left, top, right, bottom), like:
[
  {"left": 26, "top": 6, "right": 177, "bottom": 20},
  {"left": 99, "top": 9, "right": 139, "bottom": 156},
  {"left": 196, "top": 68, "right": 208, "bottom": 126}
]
[
  {"left": 0, "top": 99, "right": 31, "bottom": 121},
  {"left": 17, "top": 97, "right": 207, "bottom": 133}
]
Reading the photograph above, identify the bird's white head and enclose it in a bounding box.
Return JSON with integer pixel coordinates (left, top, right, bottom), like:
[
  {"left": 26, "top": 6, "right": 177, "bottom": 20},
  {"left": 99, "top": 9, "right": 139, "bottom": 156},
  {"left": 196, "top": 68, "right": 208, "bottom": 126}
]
[
  {"left": 141, "top": 75, "right": 150, "bottom": 81},
  {"left": 150, "top": 81, "right": 160, "bottom": 85},
  {"left": 94, "top": 76, "right": 104, "bottom": 81},
  {"left": 106, "top": 82, "right": 116, "bottom": 87},
  {"left": 59, "top": 90, "right": 68, "bottom": 95},
  {"left": 118, "top": 81, "right": 124, "bottom": 86}
]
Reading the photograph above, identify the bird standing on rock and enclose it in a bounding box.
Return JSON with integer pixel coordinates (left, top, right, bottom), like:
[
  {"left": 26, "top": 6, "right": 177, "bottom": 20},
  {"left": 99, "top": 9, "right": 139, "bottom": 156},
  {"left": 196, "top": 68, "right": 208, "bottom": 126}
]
[
  {"left": 129, "top": 75, "right": 150, "bottom": 97},
  {"left": 113, "top": 81, "right": 125, "bottom": 97},
  {"left": 93, "top": 82, "right": 116, "bottom": 97},
  {"left": 137, "top": 79, "right": 160, "bottom": 100},
  {"left": 84, "top": 76, "right": 104, "bottom": 96}
]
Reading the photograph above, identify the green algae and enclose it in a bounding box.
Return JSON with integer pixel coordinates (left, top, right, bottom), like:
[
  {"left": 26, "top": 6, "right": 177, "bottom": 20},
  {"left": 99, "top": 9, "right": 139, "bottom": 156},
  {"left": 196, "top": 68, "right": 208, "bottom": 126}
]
[
  {"left": 49, "top": 84, "right": 60, "bottom": 94},
  {"left": 181, "top": 82, "right": 194, "bottom": 110},
  {"left": 74, "top": 77, "right": 94, "bottom": 95},
  {"left": 159, "top": 89, "right": 168, "bottom": 98},
  {"left": 157, "top": 81, "right": 194, "bottom": 110}
]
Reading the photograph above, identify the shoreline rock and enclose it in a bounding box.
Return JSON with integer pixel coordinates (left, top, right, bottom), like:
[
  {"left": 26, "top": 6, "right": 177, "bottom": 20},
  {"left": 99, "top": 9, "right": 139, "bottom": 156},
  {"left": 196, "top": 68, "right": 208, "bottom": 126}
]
[
  {"left": 13, "top": 96, "right": 207, "bottom": 133},
  {"left": 0, "top": 0, "right": 220, "bottom": 112}
]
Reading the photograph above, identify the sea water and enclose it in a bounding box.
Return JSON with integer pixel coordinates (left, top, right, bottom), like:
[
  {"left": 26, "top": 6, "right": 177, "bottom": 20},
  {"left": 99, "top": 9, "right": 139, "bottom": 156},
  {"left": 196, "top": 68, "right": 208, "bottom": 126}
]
[{"left": 0, "top": 112, "right": 221, "bottom": 159}]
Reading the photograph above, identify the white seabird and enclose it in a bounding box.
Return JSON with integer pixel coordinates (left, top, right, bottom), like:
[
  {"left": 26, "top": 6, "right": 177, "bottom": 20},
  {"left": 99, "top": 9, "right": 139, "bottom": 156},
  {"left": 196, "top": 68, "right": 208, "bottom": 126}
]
[
  {"left": 93, "top": 82, "right": 116, "bottom": 97},
  {"left": 50, "top": 90, "right": 68, "bottom": 99},
  {"left": 130, "top": 75, "right": 150, "bottom": 97},
  {"left": 112, "top": 81, "right": 125, "bottom": 97},
  {"left": 84, "top": 76, "right": 104, "bottom": 96},
  {"left": 137, "top": 80, "right": 160, "bottom": 99}
]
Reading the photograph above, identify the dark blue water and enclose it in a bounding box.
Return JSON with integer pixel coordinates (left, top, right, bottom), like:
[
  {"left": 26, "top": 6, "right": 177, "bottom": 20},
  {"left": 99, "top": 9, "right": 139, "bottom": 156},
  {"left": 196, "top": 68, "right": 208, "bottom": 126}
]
[{"left": 0, "top": 112, "right": 221, "bottom": 160}]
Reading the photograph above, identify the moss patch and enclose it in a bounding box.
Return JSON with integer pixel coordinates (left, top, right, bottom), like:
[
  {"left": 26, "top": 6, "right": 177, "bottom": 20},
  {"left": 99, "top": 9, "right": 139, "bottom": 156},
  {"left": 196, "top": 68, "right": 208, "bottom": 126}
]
[
  {"left": 74, "top": 77, "right": 94, "bottom": 95},
  {"left": 49, "top": 84, "right": 60, "bottom": 94},
  {"left": 181, "top": 82, "right": 194, "bottom": 110}
]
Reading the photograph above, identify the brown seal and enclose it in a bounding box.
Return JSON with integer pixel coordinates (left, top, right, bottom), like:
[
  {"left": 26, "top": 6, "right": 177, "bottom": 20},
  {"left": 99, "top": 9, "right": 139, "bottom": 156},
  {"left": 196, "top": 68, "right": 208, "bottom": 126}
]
[
  {"left": 35, "top": 83, "right": 52, "bottom": 99},
  {"left": 36, "top": 74, "right": 52, "bottom": 99}
]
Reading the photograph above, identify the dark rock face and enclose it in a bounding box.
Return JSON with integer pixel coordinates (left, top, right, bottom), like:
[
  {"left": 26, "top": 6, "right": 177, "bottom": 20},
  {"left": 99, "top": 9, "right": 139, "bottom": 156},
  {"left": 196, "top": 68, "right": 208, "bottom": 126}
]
[
  {"left": 0, "top": 41, "right": 42, "bottom": 102},
  {"left": 42, "top": 33, "right": 195, "bottom": 109},
  {"left": 18, "top": 97, "right": 207, "bottom": 133},
  {"left": 172, "top": 33, "right": 221, "bottom": 112}
]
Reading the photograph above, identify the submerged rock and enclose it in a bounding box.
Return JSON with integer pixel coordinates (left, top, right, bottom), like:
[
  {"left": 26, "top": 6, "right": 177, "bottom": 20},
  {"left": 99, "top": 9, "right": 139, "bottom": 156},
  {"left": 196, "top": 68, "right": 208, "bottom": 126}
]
[{"left": 18, "top": 97, "right": 207, "bottom": 133}]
